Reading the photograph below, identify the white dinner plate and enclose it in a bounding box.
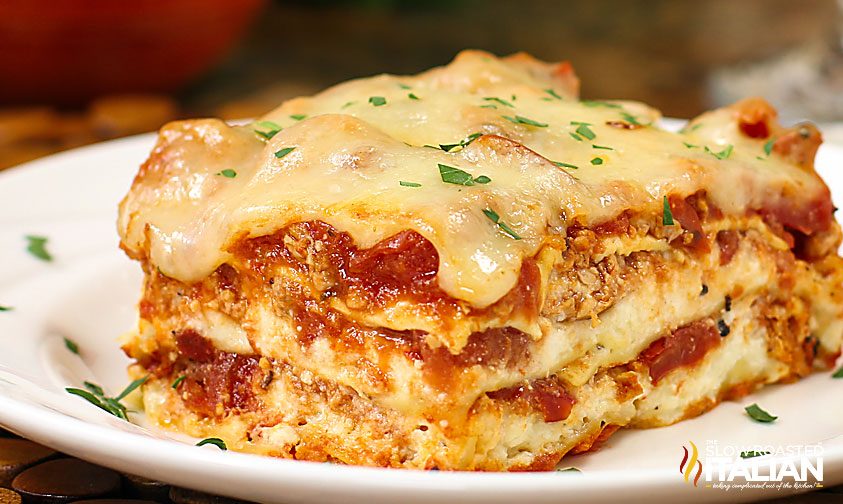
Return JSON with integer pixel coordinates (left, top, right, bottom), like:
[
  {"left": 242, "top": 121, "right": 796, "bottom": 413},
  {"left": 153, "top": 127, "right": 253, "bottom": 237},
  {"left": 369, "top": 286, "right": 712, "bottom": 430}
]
[{"left": 0, "top": 122, "right": 842, "bottom": 504}]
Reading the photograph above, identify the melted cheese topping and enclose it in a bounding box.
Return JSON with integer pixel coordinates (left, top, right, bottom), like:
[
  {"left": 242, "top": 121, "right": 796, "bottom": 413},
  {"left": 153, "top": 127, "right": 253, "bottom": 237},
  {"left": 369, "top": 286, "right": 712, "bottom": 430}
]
[{"left": 119, "top": 50, "right": 827, "bottom": 308}]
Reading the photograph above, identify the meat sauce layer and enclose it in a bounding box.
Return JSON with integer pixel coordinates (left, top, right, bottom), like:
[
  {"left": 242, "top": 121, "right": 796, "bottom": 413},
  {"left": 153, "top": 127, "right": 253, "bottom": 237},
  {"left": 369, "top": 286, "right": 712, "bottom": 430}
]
[
  {"left": 638, "top": 320, "right": 722, "bottom": 384},
  {"left": 172, "top": 329, "right": 267, "bottom": 418},
  {"left": 486, "top": 376, "right": 576, "bottom": 423}
]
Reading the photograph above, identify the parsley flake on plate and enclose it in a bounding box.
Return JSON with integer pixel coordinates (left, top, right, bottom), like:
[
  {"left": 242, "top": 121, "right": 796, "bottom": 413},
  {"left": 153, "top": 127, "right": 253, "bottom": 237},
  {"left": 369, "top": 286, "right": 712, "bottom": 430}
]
[
  {"left": 25, "top": 235, "right": 52, "bottom": 262},
  {"left": 216, "top": 169, "right": 237, "bottom": 178},
  {"left": 66, "top": 376, "right": 148, "bottom": 421},
  {"left": 197, "top": 438, "right": 227, "bottom": 450},
  {"left": 64, "top": 337, "right": 80, "bottom": 355},
  {"left": 399, "top": 181, "right": 422, "bottom": 187},
  {"left": 745, "top": 403, "right": 777, "bottom": 423}
]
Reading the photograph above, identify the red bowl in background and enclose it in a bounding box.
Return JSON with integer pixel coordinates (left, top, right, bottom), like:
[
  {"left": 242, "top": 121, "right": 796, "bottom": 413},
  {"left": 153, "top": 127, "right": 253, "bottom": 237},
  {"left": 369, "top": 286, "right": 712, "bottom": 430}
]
[{"left": 0, "top": 0, "right": 266, "bottom": 105}]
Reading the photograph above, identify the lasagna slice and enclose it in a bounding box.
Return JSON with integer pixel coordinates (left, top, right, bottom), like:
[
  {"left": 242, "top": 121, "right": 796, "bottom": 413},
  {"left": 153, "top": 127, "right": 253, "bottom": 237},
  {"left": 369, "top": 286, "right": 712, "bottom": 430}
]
[{"left": 118, "top": 50, "right": 843, "bottom": 471}]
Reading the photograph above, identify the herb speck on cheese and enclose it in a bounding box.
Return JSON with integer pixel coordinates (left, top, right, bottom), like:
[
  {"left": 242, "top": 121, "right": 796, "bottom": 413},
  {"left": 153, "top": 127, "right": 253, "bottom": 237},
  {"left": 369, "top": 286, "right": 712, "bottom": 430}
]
[
  {"left": 483, "top": 97, "right": 514, "bottom": 108},
  {"left": 503, "top": 115, "right": 547, "bottom": 127},
  {"left": 438, "top": 164, "right": 491, "bottom": 186},
  {"left": 662, "top": 196, "right": 674, "bottom": 225},
  {"left": 274, "top": 147, "right": 296, "bottom": 159},
  {"left": 482, "top": 208, "right": 521, "bottom": 240},
  {"left": 368, "top": 96, "right": 387, "bottom": 106}
]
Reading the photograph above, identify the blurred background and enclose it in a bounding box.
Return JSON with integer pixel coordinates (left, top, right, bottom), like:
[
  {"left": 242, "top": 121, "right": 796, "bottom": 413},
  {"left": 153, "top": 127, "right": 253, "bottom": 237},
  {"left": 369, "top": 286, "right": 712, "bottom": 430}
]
[{"left": 2, "top": 0, "right": 843, "bottom": 169}]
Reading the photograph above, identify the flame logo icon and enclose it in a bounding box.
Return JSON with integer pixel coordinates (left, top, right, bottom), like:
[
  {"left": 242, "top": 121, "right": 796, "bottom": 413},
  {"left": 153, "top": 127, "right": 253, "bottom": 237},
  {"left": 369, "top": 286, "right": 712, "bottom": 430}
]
[{"left": 679, "top": 441, "right": 703, "bottom": 487}]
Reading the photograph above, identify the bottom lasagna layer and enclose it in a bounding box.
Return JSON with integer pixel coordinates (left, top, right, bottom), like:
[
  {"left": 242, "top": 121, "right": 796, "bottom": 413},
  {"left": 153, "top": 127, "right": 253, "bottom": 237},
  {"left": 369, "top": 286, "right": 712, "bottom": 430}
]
[{"left": 133, "top": 288, "right": 823, "bottom": 470}]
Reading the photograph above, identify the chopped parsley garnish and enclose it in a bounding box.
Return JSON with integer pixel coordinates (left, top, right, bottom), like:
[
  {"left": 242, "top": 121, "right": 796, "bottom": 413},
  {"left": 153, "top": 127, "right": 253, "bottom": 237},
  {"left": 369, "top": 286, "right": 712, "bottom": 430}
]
[
  {"left": 557, "top": 467, "right": 582, "bottom": 473},
  {"left": 620, "top": 111, "right": 643, "bottom": 126},
  {"left": 479, "top": 104, "right": 497, "bottom": 109},
  {"left": 592, "top": 144, "right": 613, "bottom": 150},
  {"left": 503, "top": 115, "right": 548, "bottom": 127},
  {"left": 274, "top": 147, "right": 296, "bottom": 159},
  {"left": 253, "top": 120, "right": 282, "bottom": 140},
  {"left": 552, "top": 161, "right": 578, "bottom": 169},
  {"left": 196, "top": 438, "right": 227, "bottom": 450},
  {"left": 482, "top": 208, "right": 521, "bottom": 240},
  {"left": 662, "top": 196, "right": 674, "bottom": 225},
  {"left": 84, "top": 381, "right": 104, "bottom": 396},
  {"left": 569, "top": 132, "right": 583, "bottom": 142},
  {"left": 64, "top": 337, "right": 80, "bottom": 355},
  {"left": 289, "top": 114, "right": 307, "bottom": 121},
  {"left": 368, "top": 96, "right": 387, "bottom": 107},
  {"left": 26, "top": 235, "right": 52, "bottom": 262},
  {"left": 439, "top": 132, "right": 482, "bottom": 152},
  {"left": 572, "top": 122, "right": 596, "bottom": 140},
  {"left": 745, "top": 403, "right": 777, "bottom": 423},
  {"left": 717, "top": 319, "right": 730, "bottom": 337},
  {"left": 544, "top": 88, "right": 563, "bottom": 100},
  {"left": 483, "top": 97, "right": 514, "bottom": 108},
  {"left": 397, "top": 83, "right": 411, "bottom": 90},
  {"left": 341, "top": 101, "right": 356, "bottom": 109},
  {"left": 763, "top": 138, "right": 776, "bottom": 156},
  {"left": 216, "top": 169, "right": 237, "bottom": 178},
  {"left": 510, "top": 94, "right": 517, "bottom": 101},
  {"left": 408, "top": 93, "right": 420, "bottom": 100},
  {"left": 0, "top": 305, "right": 11, "bottom": 312},
  {"left": 581, "top": 100, "right": 621, "bottom": 109},
  {"left": 832, "top": 367, "right": 843, "bottom": 378},
  {"left": 740, "top": 451, "right": 771, "bottom": 459},
  {"left": 399, "top": 181, "right": 422, "bottom": 187},
  {"left": 172, "top": 375, "right": 187, "bottom": 389},
  {"left": 705, "top": 144, "right": 734, "bottom": 160},
  {"left": 66, "top": 376, "right": 148, "bottom": 421},
  {"left": 438, "top": 164, "right": 491, "bottom": 186},
  {"left": 685, "top": 123, "right": 703, "bottom": 132},
  {"left": 115, "top": 376, "right": 148, "bottom": 401},
  {"left": 590, "top": 157, "right": 604, "bottom": 165},
  {"left": 683, "top": 142, "right": 698, "bottom": 149}
]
